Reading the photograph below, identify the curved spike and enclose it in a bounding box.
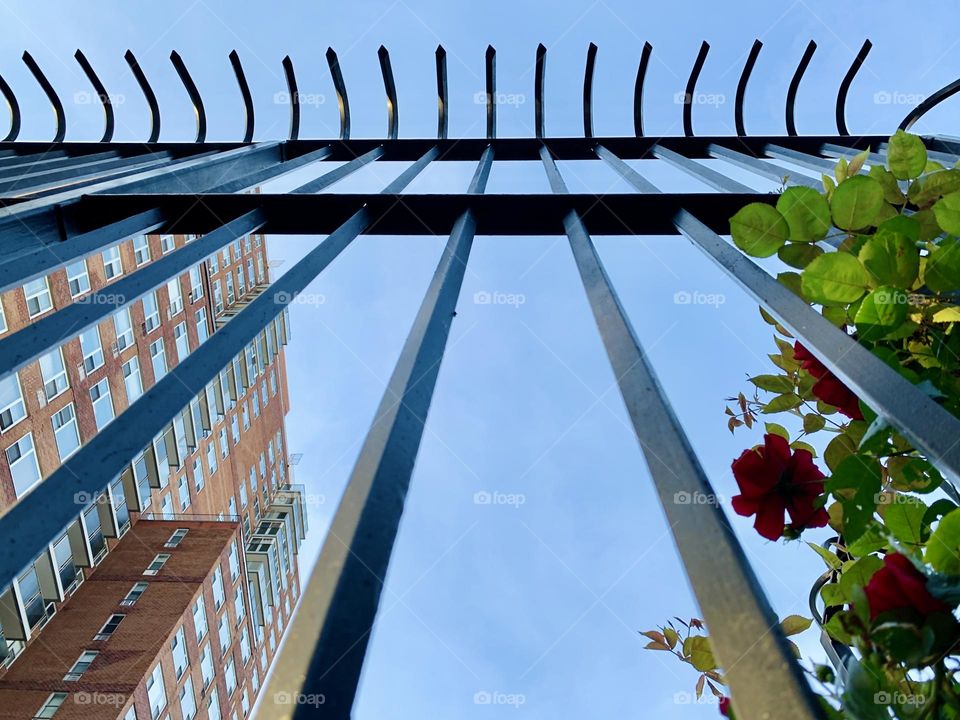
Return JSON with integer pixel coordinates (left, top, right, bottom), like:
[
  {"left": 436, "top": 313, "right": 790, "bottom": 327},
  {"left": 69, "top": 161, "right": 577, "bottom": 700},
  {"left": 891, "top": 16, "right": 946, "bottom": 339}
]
[
  {"left": 682, "top": 41, "right": 709, "bottom": 137},
  {"left": 325, "top": 49, "right": 350, "bottom": 141},
  {"left": 836, "top": 39, "right": 872, "bottom": 135},
  {"left": 124, "top": 50, "right": 161, "bottom": 143},
  {"left": 734, "top": 40, "right": 762, "bottom": 137},
  {"left": 436, "top": 45, "right": 447, "bottom": 140},
  {"left": 485, "top": 45, "right": 496, "bottom": 139},
  {"left": 633, "top": 42, "right": 652, "bottom": 137},
  {"left": 378, "top": 46, "right": 398, "bottom": 140},
  {"left": 281, "top": 56, "right": 300, "bottom": 141},
  {"left": 535, "top": 43, "right": 546, "bottom": 138},
  {"left": 170, "top": 51, "right": 206, "bottom": 143},
  {"left": 0, "top": 72, "right": 21, "bottom": 142},
  {"left": 22, "top": 52, "right": 66, "bottom": 143},
  {"left": 899, "top": 77, "right": 960, "bottom": 132},
  {"left": 229, "top": 50, "right": 254, "bottom": 143},
  {"left": 583, "top": 42, "right": 598, "bottom": 138},
  {"left": 785, "top": 41, "right": 816, "bottom": 136},
  {"left": 74, "top": 50, "right": 114, "bottom": 142}
]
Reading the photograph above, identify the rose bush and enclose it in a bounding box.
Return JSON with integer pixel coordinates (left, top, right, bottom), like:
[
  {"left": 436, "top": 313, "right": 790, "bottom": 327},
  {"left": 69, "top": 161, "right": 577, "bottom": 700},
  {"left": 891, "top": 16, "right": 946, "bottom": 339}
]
[{"left": 645, "top": 131, "right": 960, "bottom": 718}]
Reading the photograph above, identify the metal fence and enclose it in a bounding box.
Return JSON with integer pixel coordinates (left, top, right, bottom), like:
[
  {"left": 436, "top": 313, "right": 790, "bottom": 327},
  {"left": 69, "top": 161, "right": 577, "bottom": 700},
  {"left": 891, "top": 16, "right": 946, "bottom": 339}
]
[{"left": 0, "top": 41, "right": 958, "bottom": 720}]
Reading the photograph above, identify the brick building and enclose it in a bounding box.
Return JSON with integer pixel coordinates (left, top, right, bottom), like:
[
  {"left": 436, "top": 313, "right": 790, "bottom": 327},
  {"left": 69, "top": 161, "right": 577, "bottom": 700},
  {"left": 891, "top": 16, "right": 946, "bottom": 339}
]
[{"left": 0, "top": 229, "right": 306, "bottom": 719}]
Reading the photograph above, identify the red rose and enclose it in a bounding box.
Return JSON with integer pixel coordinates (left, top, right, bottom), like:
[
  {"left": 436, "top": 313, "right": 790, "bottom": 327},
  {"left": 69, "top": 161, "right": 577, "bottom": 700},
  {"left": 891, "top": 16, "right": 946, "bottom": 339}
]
[
  {"left": 719, "top": 696, "right": 731, "bottom": 716},
  {"left": 731, "top": 433, "right": 829, "bottom": 540},
  {"left": 793, "top": 342, "right": 864, "bottom": 420},
  {"left": 863, "top": 553, "right": 949, "bottom": 621}
]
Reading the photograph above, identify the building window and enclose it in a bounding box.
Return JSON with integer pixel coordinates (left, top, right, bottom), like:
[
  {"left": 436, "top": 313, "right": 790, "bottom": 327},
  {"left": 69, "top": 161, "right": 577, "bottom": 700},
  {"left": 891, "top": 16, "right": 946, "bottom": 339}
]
[
  {"left": 219, "top": 428, "right": 229, "bottom": 458},
  {"left": 122, "top": 356, "right": 143, "bottom": 403},
  {"left": 180, "top": 676, "right": 197, "bottom": 720},
  {"left": 226, "top": 274, "right": 235, "bottom": 304},
  {"left": 90, "top": 378, "right": 114, "bottom": 430},
  {"left": 133, "top": 235, "right": 151, "bottom": 266},
  {"left": 0, "top": 373, "right": 27, "bottom": 430},
  {"left": 142, "top": 291, "right": 160, "bottom": 332},
  {"left": 24, "top": 277, "right": 53, "bottom": 317},
  {"left": 165, "top": 528, "right": 189, "bottom": 548},
  {"left": 214, "top": 280, "right": 224, "bottom": 314},
  {"left": 228, "top": 541, "right": 240, "bottom": 581},
  {"left": 200, "top": 643, "right": 214, "bottom": 688},
  {"left": 102, "top": 246, "right": 123, "bottom": 280},
  {"left": 94, "top": 613, "right": 125, "bottom": 641},
  {"left": 167, "top": 278, "right": 183, "bottom": 316},
  {"left": 150, "top": 338, "right": 167, "bottom": 381},
  {"left": 193, "top": 456, "right": 205, "bottom": 492},
  {"left": 269, "top": 369, "right": 277, "bottom": 397},
  {"left": 171, "top": 626, "right": 188, "bottom": 678},
  {"left": 174, "top": 322, "right": 189, "bottom": 363},
  {"left": 206, "top": 443, "right": 218, "bottom": 476},
  {"left": 34, "top": 693, "right": 67, "bottom": 719},
  {"left": 207, "top": 688, "right": 221, "bottom": 720},
  {"left": 236, "top": 266, "right": 246, "bottom": 296},
  {"left": 195, "top": 307, "right": 209, "bottom": 344},
  {"left": 230, "top": 415, "right": 240, "bottom": 444},
  {"left": 239, "top": 481, "right": 247, "bottom": 509},
  {"left": 66, "top": 259, "right": 91, "bottom": 297},
  {"left": 189, "top": 266, "right": 203, "bottom": 301},
  {"left": 160, "top": 234, "right": 175, "bottom": 254},
  {"left": 177, "top": 475, "right": 190, "bottom": 511},
  {"left": 79, "top": 325, "right": 105, "bottom": 373},
  {"left": 208, "top": 253, "right": 219, "bottom": 274},
  {"left": 146, "top": 662, "right": 166, "bottom": 720},
  {"left": 6, "top": 432, "right": 40, "bottom": 497},
  {"left": 252, "top": 393, "right": 260, "bottom": 419},
  {"left": 224, "top": 656, "right": 237, "bottom": 695},
  {"left": 194, "top": 595, "right": 208, "bottom": 641},
  {"left": 52, "top": 404, "right": 80, "bottom": 461},
  {"left": 84, "top": 503, "right": 106, "bottom": 562},
  {"left": 143, "top": 553, "right": 170, "bottom": 576},
  {"left": 113, "top": 307, "right": 134, "bottom": 351},
  {"left": 39, "top": 347, "right": 70, "bottom": 400},
  {"left": 241, "top": 688, "right": 250, "bottom": 716},
  {"left": 234, "top": 586, "right": 246, "bottom": 625},
  {"left": 217, "top": 612, "right": 231, "bottom": 657},
  {"left": 256, "top": 256, "right": 265, "bottom": 284},
  {"left": 241, "top": 403, "right": 250, "bottom": 431},
  {"left": 52, "top": 533, "right": 77, "bottom": 593},
  {"left": 212, "top": 566, "right": 225, "bottom": 608},
  {"left": 63, "top": 650, "right": 98, "bottom": 681},
  {"left": 111, "top": 477, "right": 130, "bottom": 534},
  {"left": 121, "top": 581, "right": 148, "bottom": 606}
]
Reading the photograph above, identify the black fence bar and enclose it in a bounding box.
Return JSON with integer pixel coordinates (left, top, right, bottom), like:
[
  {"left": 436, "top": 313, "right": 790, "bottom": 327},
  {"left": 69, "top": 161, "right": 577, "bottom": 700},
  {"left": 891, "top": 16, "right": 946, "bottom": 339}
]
[
  {"left": 563, "top": 210, "right": 824, "bottom": 720},
  {"left": 674, "top": 211, "right": 960, "bottom": 484},
  {"left": 291, "top": 146, "right": 384, "bottom": 193},
  {"left": 652, "top": 144, "right": 754, "bottom": 192},
  {"left": 0, "top": 150, "right": 117, "bottom": 177},
  {"left": 0, "top": 151, "right": 174, "bottom": 196},
  {"left": 764, "top": 144, "right": 837, "bottom": 173},
  {"left": 595, "top": 144, "right": 661, "bottom": 192},
  {"left": 707, "top": 144, "right": 820, "bottom": 188}
]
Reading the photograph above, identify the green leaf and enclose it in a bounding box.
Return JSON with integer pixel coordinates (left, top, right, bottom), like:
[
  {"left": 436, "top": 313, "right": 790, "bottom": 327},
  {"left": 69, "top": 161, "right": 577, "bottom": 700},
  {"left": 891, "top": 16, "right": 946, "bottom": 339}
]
[
  {"left": 801, "top": 252, "right": 871, "bottom": 306},
  {"left": 764, "top": 422, "right": 790, "bottom": 441},
  {"left": 886, "top": 130, "right": 928, "bottom": 180},
  {"left": 749, "top": 374, "right": 794, "bottom": 393},
  {"left": 803, "top": 413, "right": 826, "bottom": 433},
  {"left": 933, "top": 190, "right": 960, "bottom": 235},
  {"left": 838, "top": 555, "right": 884, "bottom": 599},
  {"left": 908, "top": 169, "right": 960, "bottom": 208},
  {"left": 925, "top": 508, "right": 960, "bottom": 574},
  {"left": 807, "top": 541, "right": 842, "bottom": 569},
  {"left": 824, "top": 433, "right": 857, "bottom": 471},
  {"left": 776, "top": 186, "right": 831, "bottom": 241},
  {"left": 826, "top": 455, "right": 882, "bottom": 542},
  {"left": 663, "top": 626, "right": 679, "bottom": 649},
  {"left": 881, "top": 497, "right": 927, "bottom": 546},
  {"left": 854, "top": 287, "right": 909, "bottom": 340},
  {"left": 777, "top": 242, "right": 823, "bottom": 269},
  {"left": 779, "top": 615, "right": 813, "bottom": 636},
  {"left": 730, "top": 203, "right": 789, "bottom": 258},
  {"left": 820, "top": 582, "right": 845, "bottom": 606},
  {"left": 830, "top": 175, "right": 885, "bottom": 230},
  {"left": 868, "top": 165, "right": 905, "bottom": 205},
  {"left": 762, "top": 393, "right": 803, "bottom": 413},
  {"left": 777, "top": 271, "right": 804, "bottom": 298},
  {"left": 925, "top": 237, "right": 960, "bottom": 292},
  {"left": 872, "top": 621, "right": 932, "bottom": 665},
  {"left": 847, "top": 523, "right": 888, "bottom": 556},
  {"left": 824, "top": 613, "right": 853, "bottom": 645},
  {"left": 858, "top": 225, "right": 919, "bottom": 289},
  {"left": 682, "top": 635, "right": 716, "bottom": 672}
]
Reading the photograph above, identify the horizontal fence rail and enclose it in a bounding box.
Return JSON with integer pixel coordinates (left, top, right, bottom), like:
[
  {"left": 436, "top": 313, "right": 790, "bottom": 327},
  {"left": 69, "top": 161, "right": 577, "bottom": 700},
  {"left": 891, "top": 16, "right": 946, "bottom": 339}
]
[{"left": 0, "top": 49, "right": 955, "bottom": 718}]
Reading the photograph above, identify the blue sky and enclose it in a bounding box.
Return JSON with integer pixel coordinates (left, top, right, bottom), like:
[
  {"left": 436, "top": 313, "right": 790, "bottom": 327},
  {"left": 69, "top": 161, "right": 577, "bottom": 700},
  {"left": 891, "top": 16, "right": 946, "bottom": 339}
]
[{"left": 2, "top": 0, "right": 959, "bottom": 716}]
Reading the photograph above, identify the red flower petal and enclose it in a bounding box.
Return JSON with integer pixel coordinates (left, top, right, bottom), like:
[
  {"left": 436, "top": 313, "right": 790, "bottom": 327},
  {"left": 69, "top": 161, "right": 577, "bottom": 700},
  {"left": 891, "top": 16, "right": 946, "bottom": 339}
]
[
  {"left": 753, "top": 493, "right": 787, "bottom": 540},
  {"left": 864, "top": 553, "right": 949, "bottom": 621}
]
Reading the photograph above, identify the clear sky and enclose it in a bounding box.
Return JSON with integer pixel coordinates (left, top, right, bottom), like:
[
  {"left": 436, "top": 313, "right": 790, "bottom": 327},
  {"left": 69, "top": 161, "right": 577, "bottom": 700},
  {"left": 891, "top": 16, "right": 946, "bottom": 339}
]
[{"left": 1, "top": 0, "right": 958, "bottom": 716}]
